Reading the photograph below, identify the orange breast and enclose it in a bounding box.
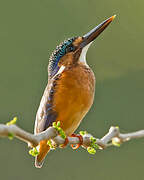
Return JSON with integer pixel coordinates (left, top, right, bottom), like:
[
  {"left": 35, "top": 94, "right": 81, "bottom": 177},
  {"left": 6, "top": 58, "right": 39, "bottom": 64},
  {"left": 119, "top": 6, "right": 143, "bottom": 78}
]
[{"left": 53, "top": 63, "right": 95, "bottom": 135}]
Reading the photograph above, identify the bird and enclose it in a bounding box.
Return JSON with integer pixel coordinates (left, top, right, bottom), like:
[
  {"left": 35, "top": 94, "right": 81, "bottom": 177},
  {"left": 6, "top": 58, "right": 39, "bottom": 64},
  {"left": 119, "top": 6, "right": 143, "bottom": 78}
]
[{"left": 34, "top": 15, "right": 116, "bottom": 168}]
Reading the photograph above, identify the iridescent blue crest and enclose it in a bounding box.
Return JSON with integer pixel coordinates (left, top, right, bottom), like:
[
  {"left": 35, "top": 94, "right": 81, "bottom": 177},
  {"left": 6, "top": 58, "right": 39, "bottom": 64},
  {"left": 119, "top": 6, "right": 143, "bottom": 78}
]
[{"left": 48, "top": 37, "right": 77, "bottom": 78}]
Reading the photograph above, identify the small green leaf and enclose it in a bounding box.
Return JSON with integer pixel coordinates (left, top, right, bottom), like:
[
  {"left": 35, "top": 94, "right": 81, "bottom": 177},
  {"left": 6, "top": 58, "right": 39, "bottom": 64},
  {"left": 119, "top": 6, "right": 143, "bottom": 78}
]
[
  {"left": 8, "top": 133, "right": 14, "bottom": 140},
  {"left": 57, "top": 127, "right": 61, "bottom": 131},
  {"left": 112, "top": 138, "right": 121, "bottom": 147},
  {"left": 52, "top": 121, "right": 66, "bottom": 139},
  {"left": 79, "top": 131, "right": 99, "bottom": 154},
  {"left": 90, "top": 136, "right": 99, "bottom": 151},
  {"left": 90, "top": 136, "right": 96, "bottom": 143},
  {"left": 61, "top": 134, "right": 66, "bottom": 139},
  {"left": 92, "top": 143, "right": 99, "bottom": 149},
  {"left": 87, "top": 147, "right": 96, "bottom": 154},
  {"left": 53, "top": 122, "right": 57, "bottom": 128},
  {"left": 57, "top": 121, "right": 61, "bottom": 127},
  {"left": 79, "top": 131, "right": 87, "bottom": 136},
  {"left": 47, "top": 140, "right": 56, "bottom": 149},
  {"left": 29, "top": 147, "right": 39, "bottom": 157},
  {"left": 6, "top": 117, "right": 17, "bottom": 126}
]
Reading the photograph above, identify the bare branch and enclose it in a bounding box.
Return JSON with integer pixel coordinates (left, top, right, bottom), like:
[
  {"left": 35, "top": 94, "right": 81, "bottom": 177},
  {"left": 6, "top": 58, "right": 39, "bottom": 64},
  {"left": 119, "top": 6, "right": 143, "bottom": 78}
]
[
  {"left": 0, "top": 123, "right": 144, "bottom": 151},
  {"left": 0, "top": 124, "right": 58, "bottom": 147}
]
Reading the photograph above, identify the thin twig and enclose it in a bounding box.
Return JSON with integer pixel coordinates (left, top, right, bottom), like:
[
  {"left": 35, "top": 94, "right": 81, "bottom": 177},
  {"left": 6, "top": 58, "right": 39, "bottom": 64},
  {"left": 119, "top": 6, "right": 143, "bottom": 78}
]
[{"left": 0, "top": 124, "right": 144, "bottom": 150}]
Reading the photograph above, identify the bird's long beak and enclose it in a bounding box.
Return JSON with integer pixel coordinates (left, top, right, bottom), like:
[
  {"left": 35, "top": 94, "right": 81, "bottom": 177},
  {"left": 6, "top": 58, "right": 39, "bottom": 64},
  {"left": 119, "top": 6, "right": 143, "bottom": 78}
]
[{"left": 80, "top": 15, "right": 116, "bottom": 48}]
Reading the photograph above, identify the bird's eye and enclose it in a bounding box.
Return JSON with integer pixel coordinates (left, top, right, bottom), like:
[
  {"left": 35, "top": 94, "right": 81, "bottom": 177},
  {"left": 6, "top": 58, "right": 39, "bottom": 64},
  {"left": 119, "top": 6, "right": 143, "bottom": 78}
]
[{"left": 66, "top": 45, "right": 75, "bottom": 53}]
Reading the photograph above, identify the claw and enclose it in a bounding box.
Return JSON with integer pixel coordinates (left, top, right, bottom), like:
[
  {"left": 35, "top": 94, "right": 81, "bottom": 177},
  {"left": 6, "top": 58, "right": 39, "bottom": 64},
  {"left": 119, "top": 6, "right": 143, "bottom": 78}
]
[
  {"left": 71, "top": 134, "right": 83, "bottom": 150},
  {"left": 60, "top": 137, "right": 69, "bottom": 148}
]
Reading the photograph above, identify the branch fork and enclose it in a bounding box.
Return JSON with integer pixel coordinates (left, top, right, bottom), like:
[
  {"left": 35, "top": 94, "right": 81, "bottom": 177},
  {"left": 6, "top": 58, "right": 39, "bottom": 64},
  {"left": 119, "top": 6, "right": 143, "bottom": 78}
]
[{"left": 0, "top": 121, "right": 144, "bottom": 155}]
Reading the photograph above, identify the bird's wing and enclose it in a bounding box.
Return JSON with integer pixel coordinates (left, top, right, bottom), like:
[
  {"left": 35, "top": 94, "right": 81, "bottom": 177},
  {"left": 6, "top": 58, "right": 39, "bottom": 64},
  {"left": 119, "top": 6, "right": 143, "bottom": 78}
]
[
  {"left": 34, "top": 77, "right": 59, "bottom": 168},
  {"left": 34, "top": 77, "right": 58, "bottom": 134}
]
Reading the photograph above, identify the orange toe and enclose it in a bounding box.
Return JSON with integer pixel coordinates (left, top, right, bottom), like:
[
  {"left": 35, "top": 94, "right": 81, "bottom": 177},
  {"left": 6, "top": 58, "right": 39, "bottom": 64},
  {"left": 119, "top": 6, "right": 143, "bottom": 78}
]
[
  {"left": 71, "top": 134, "right": 83, "bottom": 150},
  {"left": 60, "top": 137, "right": 69, "bottom": 148}
]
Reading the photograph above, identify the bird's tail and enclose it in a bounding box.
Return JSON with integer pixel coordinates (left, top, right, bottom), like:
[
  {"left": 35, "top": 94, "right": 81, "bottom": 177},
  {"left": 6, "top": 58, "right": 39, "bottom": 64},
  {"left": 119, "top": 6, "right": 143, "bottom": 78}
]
[{"left": 35, "top": 140, "right": 50, "bottom": 168}]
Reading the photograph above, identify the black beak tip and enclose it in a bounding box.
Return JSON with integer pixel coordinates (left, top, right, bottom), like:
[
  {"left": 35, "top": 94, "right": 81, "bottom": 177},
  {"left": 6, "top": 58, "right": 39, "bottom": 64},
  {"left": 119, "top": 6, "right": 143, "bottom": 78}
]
[{"left": 81, "top": 15, "right": 116, "bottom": 48}]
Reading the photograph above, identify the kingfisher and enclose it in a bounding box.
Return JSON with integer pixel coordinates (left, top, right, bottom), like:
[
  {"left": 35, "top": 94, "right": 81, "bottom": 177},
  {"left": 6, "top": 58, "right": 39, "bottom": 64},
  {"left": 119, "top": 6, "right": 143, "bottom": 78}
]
[{"left": 34, "top": 15, "right": 116, "bottom": 168}]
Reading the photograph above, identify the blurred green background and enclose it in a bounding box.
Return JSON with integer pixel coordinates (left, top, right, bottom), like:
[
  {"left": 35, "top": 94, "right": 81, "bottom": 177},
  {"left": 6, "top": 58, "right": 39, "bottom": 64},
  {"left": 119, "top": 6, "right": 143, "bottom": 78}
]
[{"left": 0, "top": 0, "right": 144, "bottom": 179}]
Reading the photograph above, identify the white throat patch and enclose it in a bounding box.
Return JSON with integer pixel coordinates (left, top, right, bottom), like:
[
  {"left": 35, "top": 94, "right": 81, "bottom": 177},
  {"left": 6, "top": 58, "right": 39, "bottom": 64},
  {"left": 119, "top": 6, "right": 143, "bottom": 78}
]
[
  {"left": 57, "top": 65, "right": 65, "bottom": 75},
  {"left": 79, "top": 42, "right": 92, "bottom": 64}
]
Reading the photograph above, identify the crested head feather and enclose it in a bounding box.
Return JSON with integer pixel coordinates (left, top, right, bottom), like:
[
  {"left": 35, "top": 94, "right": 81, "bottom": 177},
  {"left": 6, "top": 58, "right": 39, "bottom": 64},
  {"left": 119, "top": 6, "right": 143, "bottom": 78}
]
[{"left": 48, "top": 37, "right": 77, "bottom": 78}]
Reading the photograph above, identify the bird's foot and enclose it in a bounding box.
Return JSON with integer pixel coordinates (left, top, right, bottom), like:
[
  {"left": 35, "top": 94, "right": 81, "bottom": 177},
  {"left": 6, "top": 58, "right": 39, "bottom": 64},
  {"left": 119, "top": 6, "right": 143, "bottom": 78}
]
[
  {"left": 60, "top": 137, "right": 69, "bottom": 148},
  {"left": 70, "top": 134, "right": 83, "bottom": 150}
]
